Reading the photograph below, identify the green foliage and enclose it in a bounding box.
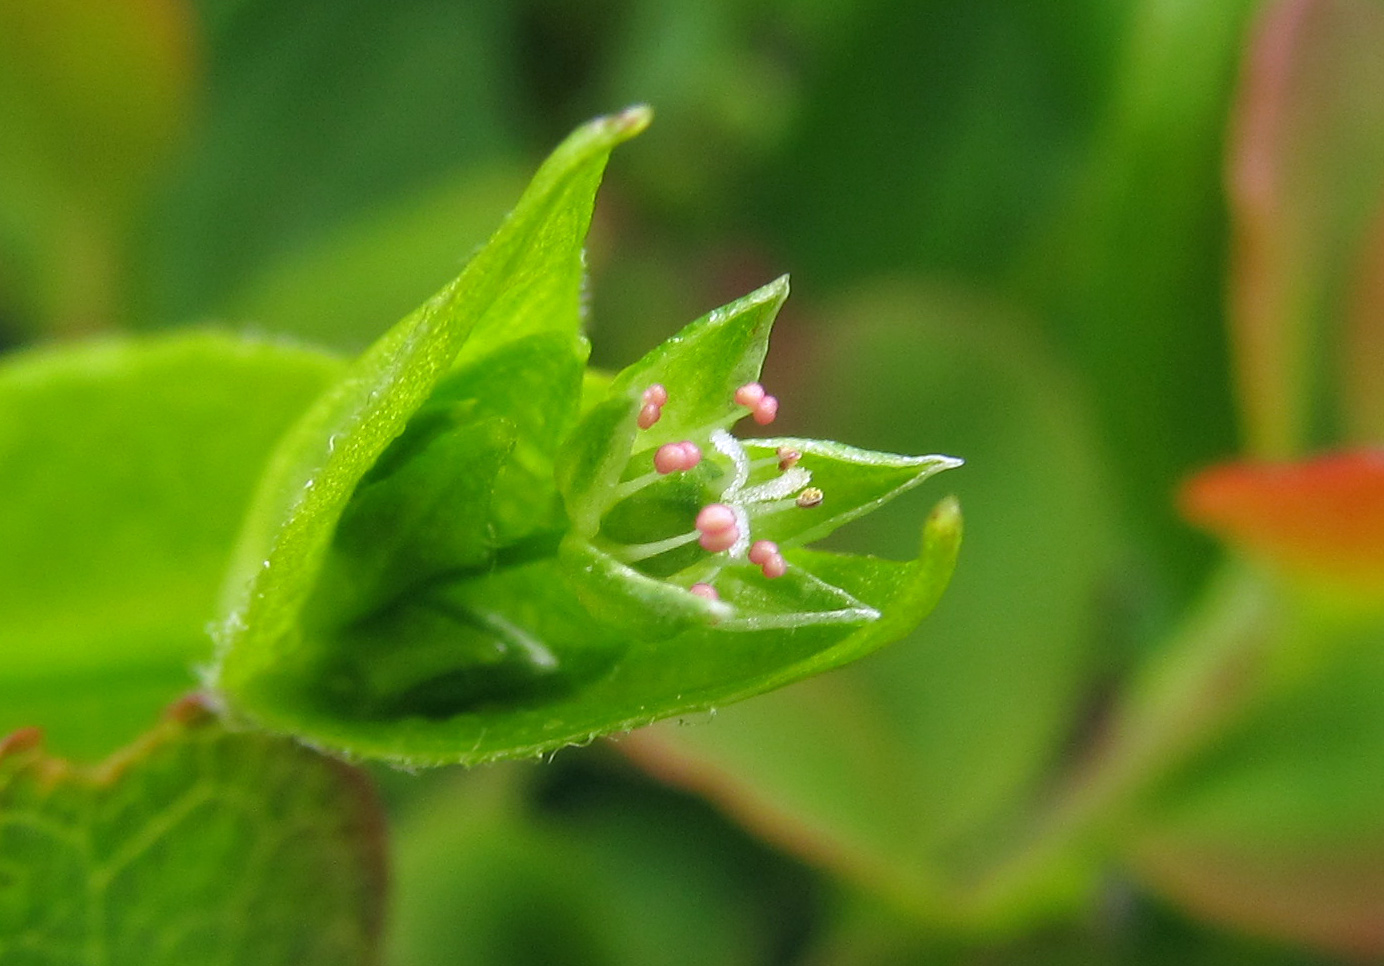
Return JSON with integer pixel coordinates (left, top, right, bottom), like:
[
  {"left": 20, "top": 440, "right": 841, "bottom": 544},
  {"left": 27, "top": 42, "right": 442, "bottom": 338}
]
[
  {"left": 211, "top": 111, "right": 961, "bottom": 764},
  {"left": 4, "top": 0, "right": 1384, "bottom": 960},
  {"left": 0, "top": 699, "right": 385, "bottom": 965},
  {"left": 0, "top": 333, "right": 341, "bottom": 759}
]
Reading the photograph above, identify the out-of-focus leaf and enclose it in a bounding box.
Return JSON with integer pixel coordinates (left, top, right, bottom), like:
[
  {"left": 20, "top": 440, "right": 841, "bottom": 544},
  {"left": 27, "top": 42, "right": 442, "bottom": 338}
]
[
  {"left": 387, "top": 758, "right": 820, "bottom": 966},
  {"left": 0, "top": 0, "right": 195, "bottom": 335},
  {"left": 1023, "top": 0, "right": 1253, "bottom": 607},
  {"left": 1179, "top": 450, "right": 1384, "bottom": 598},
  {"left": 0, "top": 697, "right": 386, "bottom": 964},
  {"left": 220, "top": 165, "right": 531, "bottom": 349},
  {"left": 1225, "top": 0, "right": 1384, "bottom": 457},
  {"left": 1125, "top": 608, "right": 1384, "bottom": 957},
  {"left": 136, "top": 0, "right": 520, "bottom": 330},
  {"left": 755, "top": 0, "right": 1122, "bottom": 286},
  {"left": 623, "top": 283, "right": 1121, "bottom": 927},
  {"left": 1343, "top": 211, "right": 1384, "bottom": 442},
  {"left": 0, "top": 333, "right": 342, "bottom": 759},
  {"left": 1131, "top": 841, "right": 1384, "bottom": 960}
]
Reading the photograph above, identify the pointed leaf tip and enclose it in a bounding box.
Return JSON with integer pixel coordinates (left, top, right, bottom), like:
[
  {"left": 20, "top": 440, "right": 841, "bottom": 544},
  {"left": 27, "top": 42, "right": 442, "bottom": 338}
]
[{"left": 612, "top": 103, "right": 654, "bottom": 134}]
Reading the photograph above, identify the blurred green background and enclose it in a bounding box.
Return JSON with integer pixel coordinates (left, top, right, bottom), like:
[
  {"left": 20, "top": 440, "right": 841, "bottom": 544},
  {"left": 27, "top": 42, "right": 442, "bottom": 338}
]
[{"left": 3, "top": 0, "right": 1384, "bottom": 962}]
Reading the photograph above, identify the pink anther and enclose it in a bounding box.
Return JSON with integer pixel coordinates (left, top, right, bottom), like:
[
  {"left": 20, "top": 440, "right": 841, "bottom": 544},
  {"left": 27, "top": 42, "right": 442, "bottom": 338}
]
[
  {"left": 654, "top": 441, "right": 702, "bottom": 474},
  {"left": 698, "top": 526, "right": 739, "bottom": 553},
  {"left": 734, "top": 382, "right": 766, "bottom": 407},
  {"left": 776, "top": 446, "right": 801, "bottom": 471},
  {"left": 677, "top": 441, "right": 702, "bottom": 467},
  {"left": 689, "top": 582, "right": 720, "bottom": 601},
  {"left": 643, "top": 383, "right": 668, "bottom": 407},
  {"left": 695, "top": 503, "right": 737, "bottom": 535},
  {"left": 637, "top": 401, "right": 662, "bottom": 430},
  {"left": 752, "top": 395, "right": 778, "bottom": 425},
  {"left": 761, "top": 554, "right": 788, "bottom": 579},
  {"left": 747, "top": 540, "right": 779, "bottom": 566}
]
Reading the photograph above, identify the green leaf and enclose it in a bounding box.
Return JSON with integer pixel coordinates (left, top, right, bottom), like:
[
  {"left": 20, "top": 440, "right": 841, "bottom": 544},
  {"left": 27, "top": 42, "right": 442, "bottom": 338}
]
[
  {"left": 0, "top": 0, "right": 194, "bottom": 335},
  {"left": 213, "top": 108, "right": 651, "bottom": 749},
  {"left": 1124, "top": 605, "right": 1384, "bottom": 956},
  {"left": 213, "top": 112, "right": 962, "bottom": 766},
  {"left": 0, "top": 697, "right": 386, "bottom": 964},
  {"left": 1022, "top": 0, "right": 1253, "bottom": 603},
  {"left": 217, "top": 166, "right": 532, "bottom": 350},
  {"left": 387, "top": 760, "right": 821, "bottom": 966},
  {"left": 0, "top": 333, "right": 343, "bottom": 760},
  {"left": 135, "top": 1, "right": 520, "bottom": 335}
]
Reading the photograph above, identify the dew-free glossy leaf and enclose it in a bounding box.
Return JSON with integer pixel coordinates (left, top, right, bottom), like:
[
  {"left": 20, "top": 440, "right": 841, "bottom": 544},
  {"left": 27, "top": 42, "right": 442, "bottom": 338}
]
[
  {"left": 0, "top": 333, "right": 342, "bottom": 759},
  {"left": 0, "top": 698, "right": 385, "bottom": 965}
]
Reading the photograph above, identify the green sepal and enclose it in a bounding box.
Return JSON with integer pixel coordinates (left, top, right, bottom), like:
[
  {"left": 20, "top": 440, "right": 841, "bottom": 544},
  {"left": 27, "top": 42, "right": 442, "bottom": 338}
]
[
  {"left": 556, "top": 396, "right": 640, "bottom": 537},
  {"left": 610, "top": 276, "right": 787, "bottom": 454},
  {"left": 558, "top": 535, "right": 731, "bottom": 640},
  {"left": 741, "top": 438, "right": 963, "bottom": 547}
]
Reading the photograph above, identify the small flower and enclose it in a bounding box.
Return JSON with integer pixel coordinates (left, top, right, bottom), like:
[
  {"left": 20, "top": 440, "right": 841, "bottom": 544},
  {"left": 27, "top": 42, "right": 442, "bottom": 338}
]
[{"left": 557, "top": 281, "right": 960, "bottom": 639}]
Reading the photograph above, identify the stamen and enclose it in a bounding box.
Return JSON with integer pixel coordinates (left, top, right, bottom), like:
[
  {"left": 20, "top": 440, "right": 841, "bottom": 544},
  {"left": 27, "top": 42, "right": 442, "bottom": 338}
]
[
  {"left": 777, "top": 446, "right": 801, "bottom": 471},
  {"left": 613, "top": 530, "right": 701, "bottom": 564},
  {"left": 643, "top": 383, "right": 668, "bottom": 407},
  {"left": 695, "top": 503, "right": 737, "bottom": 535},
  {"left": 637, "top": 401, "right": 662, "bottom": 430},
  {"left": 688, "top": 583, "right": 719, "bottom": 601},
  {"left": 654, "top": 441, "right": 702, "bottom": 475},
  {"left": 699, "top": 526, "right": 740, "bottom": 553},
  {"left": 734, "top": 382, "right": 766, "bottom": 407},
  {"left": 753, "top": 396, "right": 779, "bottom": 425},
  {"left": 796, "top": 487, "right": 824, "bottom": 508},
  {"left": 749, "top": 539, "right": 787, "bottom": 579},
  {"left": 747, "top": 540, "right": 778, "bottom": 566}
]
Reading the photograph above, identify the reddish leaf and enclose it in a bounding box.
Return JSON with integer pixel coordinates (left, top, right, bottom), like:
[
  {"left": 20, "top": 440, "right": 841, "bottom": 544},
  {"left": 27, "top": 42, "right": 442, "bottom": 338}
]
[
  {"left": 1132, "top": 837, "right": 1384, "bottom": 958},
  {"left": 1226, "top": 0, "right": 1384, "bottom": 456},
  {"left": 1179, "top": 450, "right": 1384, "bottom": 591}
]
